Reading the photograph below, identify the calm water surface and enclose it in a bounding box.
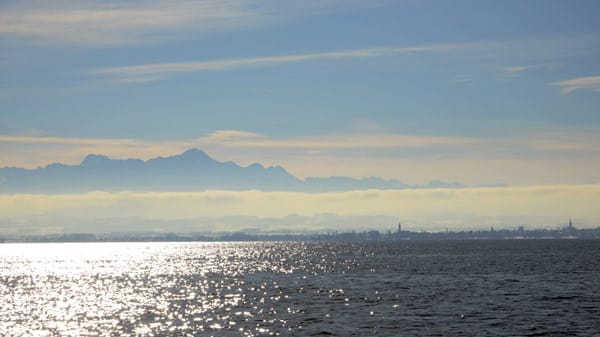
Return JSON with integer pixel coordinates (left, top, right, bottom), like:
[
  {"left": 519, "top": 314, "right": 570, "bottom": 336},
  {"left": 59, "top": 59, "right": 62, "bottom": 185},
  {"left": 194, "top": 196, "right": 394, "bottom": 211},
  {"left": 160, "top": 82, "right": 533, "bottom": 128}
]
[{"left": 1, "top": 240, "right": 599, "bottom": 336}]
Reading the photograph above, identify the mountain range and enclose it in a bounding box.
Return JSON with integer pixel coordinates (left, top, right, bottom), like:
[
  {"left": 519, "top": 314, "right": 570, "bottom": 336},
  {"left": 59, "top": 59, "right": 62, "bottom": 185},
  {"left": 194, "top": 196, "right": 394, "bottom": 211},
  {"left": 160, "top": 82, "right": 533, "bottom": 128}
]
[{"left": 0, "top": 149, "right": 466, "bottom": 193}]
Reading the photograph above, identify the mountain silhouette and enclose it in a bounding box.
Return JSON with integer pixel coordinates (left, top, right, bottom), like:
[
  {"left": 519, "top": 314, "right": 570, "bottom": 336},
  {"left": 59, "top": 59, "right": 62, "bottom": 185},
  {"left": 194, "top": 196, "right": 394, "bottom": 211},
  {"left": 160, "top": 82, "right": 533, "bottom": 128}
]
[{"left": 0, "top": 149, "right": 463, "bottom": 193}]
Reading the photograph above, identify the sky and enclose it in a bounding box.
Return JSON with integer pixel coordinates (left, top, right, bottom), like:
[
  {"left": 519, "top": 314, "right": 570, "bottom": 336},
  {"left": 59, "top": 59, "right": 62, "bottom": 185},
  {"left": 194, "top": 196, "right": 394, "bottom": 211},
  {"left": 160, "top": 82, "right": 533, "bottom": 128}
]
[{"left": 1, "top": 0, "right": 600, "bottom": 233}]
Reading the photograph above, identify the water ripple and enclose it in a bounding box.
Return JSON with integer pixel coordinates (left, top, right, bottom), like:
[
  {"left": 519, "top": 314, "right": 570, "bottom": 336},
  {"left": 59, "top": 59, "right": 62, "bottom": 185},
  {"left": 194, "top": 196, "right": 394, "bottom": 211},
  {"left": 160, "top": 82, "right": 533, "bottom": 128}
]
[{"left": 1, "top": 240, "right": 599, "bottom": 336}]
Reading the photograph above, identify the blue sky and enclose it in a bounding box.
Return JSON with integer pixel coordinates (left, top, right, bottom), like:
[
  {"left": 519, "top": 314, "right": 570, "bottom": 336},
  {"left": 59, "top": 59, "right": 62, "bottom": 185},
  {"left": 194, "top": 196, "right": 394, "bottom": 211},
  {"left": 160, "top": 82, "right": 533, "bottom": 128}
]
[{"left": 2, "top": 0, "right": 600, "bottom": 185}]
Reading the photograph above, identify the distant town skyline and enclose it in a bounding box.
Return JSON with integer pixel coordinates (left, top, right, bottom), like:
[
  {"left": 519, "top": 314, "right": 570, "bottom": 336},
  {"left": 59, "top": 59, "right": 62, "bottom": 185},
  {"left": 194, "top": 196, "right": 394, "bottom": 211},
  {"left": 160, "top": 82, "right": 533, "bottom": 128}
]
[{"left": 3, "top": 218, "right": 598, "bottom": 243}]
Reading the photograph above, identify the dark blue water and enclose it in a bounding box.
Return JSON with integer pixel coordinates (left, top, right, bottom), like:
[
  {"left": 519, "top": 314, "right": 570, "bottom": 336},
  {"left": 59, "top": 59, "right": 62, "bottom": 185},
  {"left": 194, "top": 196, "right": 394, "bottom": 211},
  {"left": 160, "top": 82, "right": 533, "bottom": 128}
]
[{"left": 1, "top": 240, "right": 599, "bottom": 336}]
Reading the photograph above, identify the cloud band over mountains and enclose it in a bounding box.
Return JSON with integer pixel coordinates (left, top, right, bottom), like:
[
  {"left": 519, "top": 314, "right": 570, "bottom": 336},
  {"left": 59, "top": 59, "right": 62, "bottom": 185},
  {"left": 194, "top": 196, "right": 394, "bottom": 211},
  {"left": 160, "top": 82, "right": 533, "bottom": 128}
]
[
  {"left": 1, "top": 185, "right": 599, "bottom": 235},
  {"left": 2, "top": 128, "right": 600, "bottom": 185}
]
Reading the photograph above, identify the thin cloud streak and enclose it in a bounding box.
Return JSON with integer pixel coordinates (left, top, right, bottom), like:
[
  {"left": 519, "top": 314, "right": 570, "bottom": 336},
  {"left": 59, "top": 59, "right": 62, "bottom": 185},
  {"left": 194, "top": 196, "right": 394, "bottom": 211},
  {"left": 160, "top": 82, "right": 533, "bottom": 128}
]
[
  {"left": 2, "top": 128, "right": 600, "bottom": 162},
  {"left": 0, "top": 135, "right": 142, "bottom": 146},
  {"left": 93, "top": 45, "right": 456, "bottom": 82},
  {"left": 0, "top": 0, "right": 386, "bottom": 45},
  {"left": 0, "top": 135, "right": 190, "bottom": 168},
  {"left": 499, "top": 63, "right": 559, "bottom": 79},
  {"left": 0, "top": 131, "right": 478, "bottom": 168},
  {"left": 0, "top": 1, "right": 251, "bottom": 45},
  {"left": 552, "top": 76, "right": 600, "bottom": 93},
  {"left": 502, "top": 66, "right": 529, "bottom": 74},
  {"left": 91, "top": 35, "right": 600, "bottom": 83},
  {"left": 198, "top": 130, "right": 478, "bottom": 149}
]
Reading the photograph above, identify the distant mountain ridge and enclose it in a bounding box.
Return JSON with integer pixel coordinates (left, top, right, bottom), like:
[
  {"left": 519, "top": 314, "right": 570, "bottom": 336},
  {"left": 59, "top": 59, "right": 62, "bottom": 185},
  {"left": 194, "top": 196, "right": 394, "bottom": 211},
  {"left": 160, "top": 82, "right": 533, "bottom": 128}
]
[{"left": 0, "top": 149, "right": 465, "bottom": 193}]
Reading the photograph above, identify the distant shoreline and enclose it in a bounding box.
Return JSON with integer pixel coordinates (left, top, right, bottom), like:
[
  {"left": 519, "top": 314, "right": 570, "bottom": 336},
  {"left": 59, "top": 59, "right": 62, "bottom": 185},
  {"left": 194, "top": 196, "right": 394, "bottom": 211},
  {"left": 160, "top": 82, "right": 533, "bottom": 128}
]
[{"left": 2, "top": 225, "right": 599, "bottom": 243}]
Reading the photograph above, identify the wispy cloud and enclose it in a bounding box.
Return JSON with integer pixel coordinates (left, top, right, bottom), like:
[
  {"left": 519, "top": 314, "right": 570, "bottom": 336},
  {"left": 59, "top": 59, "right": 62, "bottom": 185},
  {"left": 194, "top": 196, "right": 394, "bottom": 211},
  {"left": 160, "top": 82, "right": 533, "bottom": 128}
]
[
  {"left": 198, "top": 130, "right": 477, "bottom": 149},
  {"left": 0, "top": 135, "right": 141, "bottom": 146},
  {"left": 0, "top": 0, "right": 386, "bottom": 45},
  {"left": 88, "top": 34, "right": 600, "bottom": 83},
  {"left": 201, "top": 130, "right": 264, "bottom": 142},
  {"left": 0, "top": 135, "right": 194, "bottom": 168},
  {"left": 0, "top": 130, "right": 478, "bottom": 167},
  {"left": 0, "top": 0, "right": 250, "bottom": 45},
  {"left": 551, "top": 76, "right": 600, "bottom": 94},
  {"left": 499, "top": 63, "right": 558, "bottom": 78},
  {"left": 2, "top": 128, "right": 600, "bottom": 160},
  {"left": 93, "top": 44, "right": 455, "bottom": 82},
  {"left": 500, "top": 65, "right": 530, "bottom": 76}
]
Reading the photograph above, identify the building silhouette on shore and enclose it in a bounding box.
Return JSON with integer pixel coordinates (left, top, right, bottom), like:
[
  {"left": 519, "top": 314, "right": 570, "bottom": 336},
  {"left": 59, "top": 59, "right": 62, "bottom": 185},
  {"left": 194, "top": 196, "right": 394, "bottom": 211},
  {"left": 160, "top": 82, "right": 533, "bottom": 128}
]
[{"left": 1, "top": 220, "right": 599, "bottom": 243}]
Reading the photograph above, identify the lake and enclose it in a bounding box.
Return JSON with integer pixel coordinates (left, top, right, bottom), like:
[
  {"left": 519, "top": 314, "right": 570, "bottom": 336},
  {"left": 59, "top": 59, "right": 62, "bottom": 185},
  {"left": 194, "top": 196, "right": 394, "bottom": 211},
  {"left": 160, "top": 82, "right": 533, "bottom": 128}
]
[{"left": 1, "top": 240, "right": 599, "bottom": 336}]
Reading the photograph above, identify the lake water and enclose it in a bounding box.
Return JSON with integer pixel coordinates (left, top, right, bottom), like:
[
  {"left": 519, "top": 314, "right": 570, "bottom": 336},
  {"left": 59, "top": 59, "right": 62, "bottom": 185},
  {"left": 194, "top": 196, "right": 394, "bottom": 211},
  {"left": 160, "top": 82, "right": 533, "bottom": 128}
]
[{"left": 1, "top": 240, "right": 599, "bottom": 336}]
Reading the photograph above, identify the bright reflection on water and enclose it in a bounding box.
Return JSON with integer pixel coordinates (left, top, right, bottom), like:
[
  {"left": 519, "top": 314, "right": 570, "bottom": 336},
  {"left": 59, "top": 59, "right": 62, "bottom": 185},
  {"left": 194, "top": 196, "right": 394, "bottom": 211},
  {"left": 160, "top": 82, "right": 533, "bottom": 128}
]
[{"left": 1, "top": 240, "right": 600, "bottom": 336}]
